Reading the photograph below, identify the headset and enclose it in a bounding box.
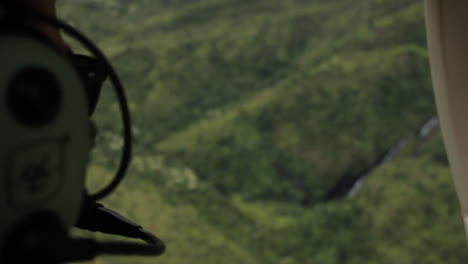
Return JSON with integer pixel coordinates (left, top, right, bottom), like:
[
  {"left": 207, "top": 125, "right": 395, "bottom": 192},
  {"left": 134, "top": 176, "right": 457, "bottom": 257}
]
[{"left": 0, "top": 4, "right": 165, "bottom": 263}]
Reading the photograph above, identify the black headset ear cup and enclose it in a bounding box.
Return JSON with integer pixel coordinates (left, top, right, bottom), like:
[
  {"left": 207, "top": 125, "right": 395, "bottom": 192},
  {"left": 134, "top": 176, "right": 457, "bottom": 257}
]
[{"left": 3, "top": 211, "right": 71, "bottom": 264}]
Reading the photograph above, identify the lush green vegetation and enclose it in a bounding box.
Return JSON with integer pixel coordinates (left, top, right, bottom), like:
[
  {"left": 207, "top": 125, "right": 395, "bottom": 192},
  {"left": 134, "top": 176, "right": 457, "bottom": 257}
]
[{"left": 59, "top": 0, "right": 468, "bottom": 263}]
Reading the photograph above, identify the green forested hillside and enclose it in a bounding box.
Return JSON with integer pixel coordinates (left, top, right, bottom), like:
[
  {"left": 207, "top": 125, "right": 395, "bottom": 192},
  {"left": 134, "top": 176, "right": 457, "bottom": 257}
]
[{"left": 59, "top": 0, "right": 468, "bottom": 263}]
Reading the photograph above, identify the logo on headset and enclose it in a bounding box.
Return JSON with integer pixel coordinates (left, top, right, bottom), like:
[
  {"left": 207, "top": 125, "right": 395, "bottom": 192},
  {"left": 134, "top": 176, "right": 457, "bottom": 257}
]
[{"left": 6, "top": 139, "right": 65, "bottom": 208}]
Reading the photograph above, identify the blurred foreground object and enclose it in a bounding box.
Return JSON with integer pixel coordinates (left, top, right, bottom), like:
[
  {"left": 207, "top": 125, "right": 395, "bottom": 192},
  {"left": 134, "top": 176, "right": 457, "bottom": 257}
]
[
  {"left": 0, "top": 5, "right": 164, "bottom": 263},
  {"left": 425, "top": 0, "right": 468, "bottom": 243}
]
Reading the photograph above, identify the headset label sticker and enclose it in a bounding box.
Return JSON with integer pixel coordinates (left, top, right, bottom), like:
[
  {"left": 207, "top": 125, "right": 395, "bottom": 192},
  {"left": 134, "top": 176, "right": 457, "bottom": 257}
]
[{"left": 7, "top": 140, "right": 65, "bottom": 208}]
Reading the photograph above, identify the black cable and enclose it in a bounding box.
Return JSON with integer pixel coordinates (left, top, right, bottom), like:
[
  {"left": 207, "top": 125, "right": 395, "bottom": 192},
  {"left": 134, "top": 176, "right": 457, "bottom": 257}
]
[
  {"left": 66, "top": 239, "right": 165, "bottom": 261},
  {"left": 97, "top": 241, "right": 166, "bottom": 256},
  {"left": 75, "top": 197, "right": 166, "bottom": 251},
  {"left": 10, "top": 9, "right": 133, "bottom": 201}
]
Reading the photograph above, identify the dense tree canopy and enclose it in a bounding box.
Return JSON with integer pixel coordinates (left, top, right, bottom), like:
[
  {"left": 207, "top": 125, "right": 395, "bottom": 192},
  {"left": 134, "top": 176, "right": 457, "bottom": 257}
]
[{"left": 59, "top": 0, "right": 468, "bottom": 263}]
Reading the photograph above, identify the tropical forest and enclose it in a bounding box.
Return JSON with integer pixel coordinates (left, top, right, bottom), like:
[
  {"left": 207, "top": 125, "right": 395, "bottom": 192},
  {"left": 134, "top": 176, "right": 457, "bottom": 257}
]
[{"left": 58, "top": 0, "right": 468, "bottom": 263}]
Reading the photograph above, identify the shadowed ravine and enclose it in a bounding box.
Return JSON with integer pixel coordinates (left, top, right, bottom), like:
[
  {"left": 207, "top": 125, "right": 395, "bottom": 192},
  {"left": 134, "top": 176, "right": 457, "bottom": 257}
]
[{"left": 324, "top": 116, "right": 439, "bottom": 201}]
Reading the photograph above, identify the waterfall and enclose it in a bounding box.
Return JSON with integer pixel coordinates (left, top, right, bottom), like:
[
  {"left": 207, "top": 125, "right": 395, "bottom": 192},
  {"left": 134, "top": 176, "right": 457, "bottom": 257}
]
[{"left": 324, "top": 116, "right": 439, "bottom": 200}]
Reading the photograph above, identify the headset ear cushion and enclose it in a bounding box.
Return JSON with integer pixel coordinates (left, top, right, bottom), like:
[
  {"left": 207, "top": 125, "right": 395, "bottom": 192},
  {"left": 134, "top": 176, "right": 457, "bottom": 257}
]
[
  {"left": 70, "top": 54, "right": 109, "bottom": 115},
  {"left": 3, "top": 210, "right": 70, "bottom": 263}
]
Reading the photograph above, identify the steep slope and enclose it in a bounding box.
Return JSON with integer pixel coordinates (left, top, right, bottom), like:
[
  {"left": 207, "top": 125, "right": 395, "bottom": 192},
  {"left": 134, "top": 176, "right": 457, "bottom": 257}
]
[
  {"left": 80, "top": 133, "right": 468, "bottom": 264},
  {"left": 150, "top": 0, "right": 434, "bottom": 202},
  {"left": 78, "top": 165, "right": 262, "bottom": 264},
  {"left": 57, "top": 0, "right": 468, "bottom": 263}
]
